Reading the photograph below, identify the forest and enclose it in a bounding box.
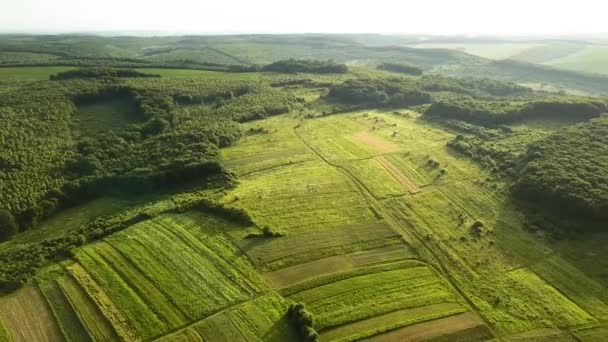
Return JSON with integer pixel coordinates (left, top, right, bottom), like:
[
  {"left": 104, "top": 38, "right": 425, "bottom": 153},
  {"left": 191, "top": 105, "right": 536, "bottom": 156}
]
[
  {"left": 514, "top": 115, "right": 608, "bottom": 223},
  {"left": 1, "top": 34, "right": 608, "bottom": 342}
]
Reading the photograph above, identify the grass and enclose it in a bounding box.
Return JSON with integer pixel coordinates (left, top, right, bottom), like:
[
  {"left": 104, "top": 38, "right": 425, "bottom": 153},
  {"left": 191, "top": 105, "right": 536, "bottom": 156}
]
[
  {"left": 235, "top": 221, "right": 398, "bottom": 271},
  {"left": 367, "top": 312, "right": 491, "bottom": 342},
  {"left": 56, "top": 274, "right": 120, "bottom": 341},
  {"left": 264, "top": 244, "right": 416, "bottom": 288},
  {"left": 320, "top": 302, "right": 465, "bottom": 342},
  {"left": 405, "top": 42, "right": 544, "bottom": 60},
  {"left": 224, "top": 160, "right": 377, "bottom": 233},
  {"left": 347, "top": 158, "right": 407, "bottom": 198},
  {"left": 547, "top": 46, "right": 608, "bottom": 75},
  {"left": 190, "top": 292, "right": 298, "bottom": 342},
  {"left": 93, "top": 241, "right": 187, "bottom": 328},
  {"left": 289, "top": 266, "right": 462, "bottom": 330},
  {"left": 0, "top": 286, "right": 64, "bottom": 342},
  {"left": 136, "top": 68, "right": 262, "bottom": 80},
  {"left": 572, "top": 325, "right": 608, "bottom": 341},
  {"left": 0, "top": 66, "right": 75, "bottom": 81},
  {"left": 0, "top": 197, "right": 133, "bottom": 252},
  {"left": 37, "top": 265, "right": 91, "bottom": 342},
  {"left": 105, "top": 213, "right": 266, "bottom": 320},
  {"left": 73, "top": 97, "right": 141, "bottom": 137},
  {"left": 0, "top": 319, "right": 10, "bottom": 342},
  {"left": 222, "top": 115, "right": 315, "bottom": 175},
  {"left": 74, "top": 247, "right": 167, "bottom": 339},
  {"left": 530, "top": 256, "right": 608, "bottom": 320}
]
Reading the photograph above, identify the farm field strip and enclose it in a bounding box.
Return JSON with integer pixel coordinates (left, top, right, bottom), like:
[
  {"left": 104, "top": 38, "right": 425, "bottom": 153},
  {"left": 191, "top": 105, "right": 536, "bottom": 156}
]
[
  {"left": 93, "top": 241, "right": 187, "bottom": 328},
  {"left": 156, "top": 292, "right": 297, "bottom": 342},
  {"left": 39, "top": 280, "right": 92, "bottom": 342},
  {"left": 352, "top": 131, "right": 401, "bottom": 154},
  {"left": 347, "top": 158, "right": 408, "bottom": 198},
  {"left": 572, "top": 325, "right": 608, "bottom": 341},
  {"left": 67, "top": 262, "right": 139, "bottom": 340},
  {"left": 56, "top": 275, "right": 120, "bottom": 342},
  {"left": 227, "top": 160, "right": 378, "bottom": 233},
  {"left": 529, "top": 256, "right": 608, "bottom": 320},
  {"left": 377, "top": 156, "right": 421, "bottom": 194},
  {"left": 360, "top": 312, "right": 492, "bottom": 342},
  {"left": 264, "top": 244, "right": 417, "bottom": 288},
  {"left": 106, "top": 217, "right": 256, "bottom": 319},
  {"left": 235, "top": 221, "right": 399, "bottom": 270},
  {"left": 383, "top": 154, "right": 431, "bottom": 187},
  {"left": 74, "top": 247, "right": 167, "bottom": 339},
  {"left": 0, "top": 286, "right": 64, "bottom": 342},
  {"left": 289, "top": 267, "right": 463, "bottom": 330},
  {"left": 320, "top": 302, "right": 466, "bottom": 342}
]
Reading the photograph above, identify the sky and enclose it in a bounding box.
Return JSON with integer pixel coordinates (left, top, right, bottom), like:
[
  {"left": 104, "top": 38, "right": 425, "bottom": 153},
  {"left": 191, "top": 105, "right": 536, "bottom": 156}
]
[{"left": 1, "top": 0, "right": 607, "bottom": 35}]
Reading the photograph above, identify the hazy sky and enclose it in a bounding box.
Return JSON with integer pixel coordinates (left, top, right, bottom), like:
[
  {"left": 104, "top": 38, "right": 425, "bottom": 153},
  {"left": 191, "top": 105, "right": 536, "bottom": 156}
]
[{"left": 1, "top": 0, "right": 607, "bottom": 35}]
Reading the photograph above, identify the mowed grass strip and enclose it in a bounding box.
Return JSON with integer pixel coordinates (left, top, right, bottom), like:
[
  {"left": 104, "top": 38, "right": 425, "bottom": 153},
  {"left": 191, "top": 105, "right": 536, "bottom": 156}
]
[
  {"left": 56, "top": 275, "right": 119, "bottom": 341},
  {"left": 360, "top": 312, "right": 491, "bottom": 342},
  {"left": 236, "top": 221, "right": 399, "bottom": 270},
  {"left": 75, "top": 247, "right": 167, "bottom": 339},
  {"left": 39, "top": 281, "right": 91, "bottom": 342},
  {"left": 93, "top": 241, "right": 187, "bottom": 328},
  {"left": 352, "top": 131, "right": 400, "bottom": 154},
  {"left": 384, "top": 154, "right": 431, "bottom": 187},
  {"left": 105, "top": 213, "right": 263, "bottom": 320},
  {"left": 507, "top": 268, "right": 595, "bottom": 327},
  {"left": 67, "top": 263, "right": 139, "bottom": 341},
  {"left": 377, "top": 156, "right": 421, "bottom": 194},
  {"left": 228, "top": 161, "right": 377, "bottom": 233},
  {"left": 530, "top": 256, "right": 608, "bottom": 320},
  {"left": 348, "top": 244, "right": 417, "bottom": 266},
  {"left": 112, "top": 221, "right": 242, "bottom": 317},
  {"left": 348, "top": 158, "right": 407, "bottom": 198},
  {"left": 151, "top": 214, "right": 266, "bottom": 294},
  {"left": 0, "top": 287, "right": 63, "bottom": 342},
  {"left": 265, "top": 244, "right": 417, "bottom": 288},
  {"left": 290, "top": 267, "right": 459, "bottom": 330},
  {"left": 572, "top": 325, "right": 608, "bottom": 341},
  {"left": 265, "top": 255, "right": 354, "bottom": 288},
  {"left": 190, "top": 292, "right": 298, "bottom": 342},
  {"left": 321, "top": 302, "right": 466, "bottom": 342},
  {"left": 0, "top": 319, "right": 10, "bottom": 342}
]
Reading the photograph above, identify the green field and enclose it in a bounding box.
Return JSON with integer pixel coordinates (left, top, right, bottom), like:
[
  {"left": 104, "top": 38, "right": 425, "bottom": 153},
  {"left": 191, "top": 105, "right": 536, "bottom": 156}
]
[
  {"left": 73, "top": 97, "right": 141, "bottom": 137},
  {"left": 1, "top": 38, "right": 608, "bottom": 342},
  {"left": 548, "top": 46, "right": 608, "bottom": 75},
  {"left": 0, "top": 66, "right": 76, "bottom": 80}
]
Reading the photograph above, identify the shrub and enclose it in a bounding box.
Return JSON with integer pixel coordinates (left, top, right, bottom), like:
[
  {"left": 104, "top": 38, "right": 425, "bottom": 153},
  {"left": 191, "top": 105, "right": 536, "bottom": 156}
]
[
  {"left": 0, "top": 209, "right": 18, "bottom": 242},
  {"left": 287, "top": 303, "right": 319, "bottom": 342}
]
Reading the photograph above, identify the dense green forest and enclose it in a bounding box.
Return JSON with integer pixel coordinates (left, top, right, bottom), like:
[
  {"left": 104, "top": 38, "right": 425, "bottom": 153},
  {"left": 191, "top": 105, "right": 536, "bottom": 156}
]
[
  {"left": 514, "top": 115, "right": 608, "bottom": 223},
  {"left": 425, "top": 97, "right": 607, "bottom": 125}
]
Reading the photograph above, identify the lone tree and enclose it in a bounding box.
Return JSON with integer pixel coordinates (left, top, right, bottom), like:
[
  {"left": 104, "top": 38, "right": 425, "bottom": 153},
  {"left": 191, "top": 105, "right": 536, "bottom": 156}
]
[{"left": 0, "top": 209, "right": 18, "bottom": 242}]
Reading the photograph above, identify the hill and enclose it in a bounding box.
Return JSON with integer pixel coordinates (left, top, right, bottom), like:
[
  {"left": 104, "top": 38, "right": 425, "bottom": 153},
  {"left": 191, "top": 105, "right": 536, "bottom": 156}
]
[{"left": 0, "top": 49, "right": 607, "bottom": 342}]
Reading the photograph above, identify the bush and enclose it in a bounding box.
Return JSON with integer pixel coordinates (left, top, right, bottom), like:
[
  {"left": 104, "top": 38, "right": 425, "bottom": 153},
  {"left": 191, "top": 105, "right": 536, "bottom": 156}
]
[
  {"left": 0, "top": 209, "right": 18, "bottom": 242},
  {"left": 287, "top": 303, "right": 319, "bottom": 342},
  {"left": 50, "top": 67, "right": 160, "bottom": 80},
  {"left": 263, "top": 59, "right": 347, "bottom": 74},
  {"left": 377, "top": 62, "right": 423, "bottom": 76}
]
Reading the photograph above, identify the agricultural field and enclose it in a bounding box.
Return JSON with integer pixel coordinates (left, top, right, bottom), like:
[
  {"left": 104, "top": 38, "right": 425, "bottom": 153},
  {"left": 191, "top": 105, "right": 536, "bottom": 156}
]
[
  {"left": 0, "top": 66, "right": 76, "bottom": 80},
  {"left": 547, "top": 45, "right": 608, "bottom": 75},
  {"left": 405, "top": 42, "right": 544, "bottom": 60},
  {"left": 1, "top": 35, "right": 608, "bottom": 342}
]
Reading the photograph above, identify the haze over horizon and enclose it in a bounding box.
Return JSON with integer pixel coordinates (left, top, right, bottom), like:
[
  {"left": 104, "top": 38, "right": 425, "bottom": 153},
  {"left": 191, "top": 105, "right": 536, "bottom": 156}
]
[{"left": 1, "top": 0, "right": 607, "bottom": 36}]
